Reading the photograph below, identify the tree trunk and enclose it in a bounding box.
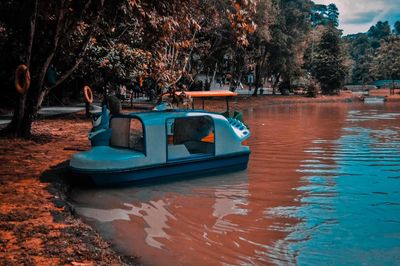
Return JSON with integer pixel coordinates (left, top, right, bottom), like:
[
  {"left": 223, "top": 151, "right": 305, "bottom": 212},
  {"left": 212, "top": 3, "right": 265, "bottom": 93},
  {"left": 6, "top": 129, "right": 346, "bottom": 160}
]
[
  {"left": 0, "top": 0, "right": 105, "bottom": 138},
  {"left": 272, "top": 74, "right": 280, "bottom": 95},
  {"left": 252, "top": 63, "right": 261, "bottom": 97},
  {"left": 391, "top": 79, "right": 395, "bottom": 96},
  {"left": 211, "top": 62, "right": 218, "bottom": 85},
  {"left": 2, "top": 85, "right": 41, "bottom": 137},
  {"left": 37, "top": 87, "right": 49, "bottom": 110}
]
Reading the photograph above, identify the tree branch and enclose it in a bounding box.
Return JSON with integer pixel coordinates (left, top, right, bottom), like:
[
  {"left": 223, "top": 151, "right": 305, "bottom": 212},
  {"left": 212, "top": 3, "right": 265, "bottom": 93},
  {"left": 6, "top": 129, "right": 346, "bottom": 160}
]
[
  {"left": 37, "top": 0, "right": 67, "bottom": 91},
  {"left": 47, "top": 0, "right": 106, "bottom": 91},
  {"left": 26, "top": 0, "right": 38, "bottom": 67},
  {"left": 157, "top": 29, "right": 199, "bottom": 89},
  {"left": 48, "top": 33, "right": 92, "bottom": 90}
]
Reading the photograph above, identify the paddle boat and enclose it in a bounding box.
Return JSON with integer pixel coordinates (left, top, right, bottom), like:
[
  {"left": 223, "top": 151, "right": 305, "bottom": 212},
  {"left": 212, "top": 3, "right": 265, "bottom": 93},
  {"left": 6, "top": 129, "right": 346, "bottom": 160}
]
[
  {"left": 69, "top": 91, "right": 251, "bottom": 185},
  {"left": 362, "top": 96, "right": 387, "bottom": 104}
]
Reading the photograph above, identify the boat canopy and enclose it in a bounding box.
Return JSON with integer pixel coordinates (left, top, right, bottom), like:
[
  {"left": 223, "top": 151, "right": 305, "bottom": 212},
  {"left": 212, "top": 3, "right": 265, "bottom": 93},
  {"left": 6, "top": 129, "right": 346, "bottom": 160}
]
[
  {"left": 174, "top": 90, "right": 238, "bottom": 111},
  {"left": 175, "top": 90, "right": 238, "bottom": 98}
]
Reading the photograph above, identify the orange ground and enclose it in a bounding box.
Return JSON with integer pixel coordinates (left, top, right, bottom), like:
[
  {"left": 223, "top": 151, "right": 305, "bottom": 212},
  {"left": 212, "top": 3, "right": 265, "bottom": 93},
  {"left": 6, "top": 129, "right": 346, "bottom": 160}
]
[
  {"left": 0, "top": 116, "right": 137, "bottom": 265},
  {"left": 369, "top": 88, "right": 400, "bottom": 100},
  {"left": 0, "top": 91, "right": 393, "bottom": 265}
]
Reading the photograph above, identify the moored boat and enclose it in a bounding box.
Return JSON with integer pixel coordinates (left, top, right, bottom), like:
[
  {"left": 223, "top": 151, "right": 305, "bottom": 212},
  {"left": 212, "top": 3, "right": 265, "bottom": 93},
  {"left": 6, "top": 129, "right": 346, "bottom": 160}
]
[
  {"left": 362, "top": 96, "right": 387, "bottom": 104},
  {"left": 69, "top": 95, "right": 250, "bottom": 185}
]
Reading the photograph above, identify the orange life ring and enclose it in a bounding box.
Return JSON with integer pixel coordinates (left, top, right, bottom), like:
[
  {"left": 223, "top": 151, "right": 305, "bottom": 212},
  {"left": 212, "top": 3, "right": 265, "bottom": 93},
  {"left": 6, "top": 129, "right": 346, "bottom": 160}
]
[
  {"left": 139, "top": 76, "right": 143, "bottom": 87},
  {"left": 15, "top": 64, "right": 31, "bottom": 94},
  {"left": 83, "top": 85, "right": 93, "bottom": 103}
]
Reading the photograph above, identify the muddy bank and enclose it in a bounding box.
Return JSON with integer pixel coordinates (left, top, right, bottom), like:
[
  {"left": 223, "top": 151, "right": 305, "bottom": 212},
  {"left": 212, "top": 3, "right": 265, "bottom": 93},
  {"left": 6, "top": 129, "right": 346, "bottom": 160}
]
[{"left": 0, "top": 115, "right": 138, "bottom": 265}]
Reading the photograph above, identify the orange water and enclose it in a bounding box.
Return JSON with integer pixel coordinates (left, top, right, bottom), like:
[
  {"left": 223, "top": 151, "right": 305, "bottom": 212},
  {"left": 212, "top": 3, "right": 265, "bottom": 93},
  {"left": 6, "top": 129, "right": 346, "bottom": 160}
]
[{"left": 71, "top": 102, "right": 400, "bottom": 265}]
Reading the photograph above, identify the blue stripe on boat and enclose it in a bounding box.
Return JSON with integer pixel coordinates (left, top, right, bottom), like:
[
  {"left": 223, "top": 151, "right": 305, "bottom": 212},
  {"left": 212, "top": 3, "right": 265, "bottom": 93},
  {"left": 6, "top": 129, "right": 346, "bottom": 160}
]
[{"left": 70, "top": 151, "right": 250, "bottom": 186}]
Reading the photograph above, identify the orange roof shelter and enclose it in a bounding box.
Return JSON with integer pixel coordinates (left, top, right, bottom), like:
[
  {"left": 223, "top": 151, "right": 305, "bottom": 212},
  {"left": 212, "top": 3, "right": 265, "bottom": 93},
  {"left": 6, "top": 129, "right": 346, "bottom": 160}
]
[{"left": 175, "top": 90, "right": 238, "bottom": 111}]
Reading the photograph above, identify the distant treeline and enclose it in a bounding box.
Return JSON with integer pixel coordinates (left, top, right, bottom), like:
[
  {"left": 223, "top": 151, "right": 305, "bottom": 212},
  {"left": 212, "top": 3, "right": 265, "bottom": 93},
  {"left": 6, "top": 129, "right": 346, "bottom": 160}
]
[{"left": 345, "top": 21, "right": 400, "bottom": 86}]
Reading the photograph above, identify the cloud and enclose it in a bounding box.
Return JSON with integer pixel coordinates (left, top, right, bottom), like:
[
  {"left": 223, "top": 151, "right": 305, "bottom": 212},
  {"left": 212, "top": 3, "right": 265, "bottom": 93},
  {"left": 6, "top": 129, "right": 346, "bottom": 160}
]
[
  {"left": 342, "top": 11, "right": 381, "bottom": 25},
  {"left": 313, "top": 0, "right": 400, "bottom": 35}
]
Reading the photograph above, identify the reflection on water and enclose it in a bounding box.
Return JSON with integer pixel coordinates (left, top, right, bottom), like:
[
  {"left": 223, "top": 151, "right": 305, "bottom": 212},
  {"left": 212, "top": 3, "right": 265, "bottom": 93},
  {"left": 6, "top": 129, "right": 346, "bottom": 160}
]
[{"left": 70, "top": 103, "right": 400, "bottom": 265}]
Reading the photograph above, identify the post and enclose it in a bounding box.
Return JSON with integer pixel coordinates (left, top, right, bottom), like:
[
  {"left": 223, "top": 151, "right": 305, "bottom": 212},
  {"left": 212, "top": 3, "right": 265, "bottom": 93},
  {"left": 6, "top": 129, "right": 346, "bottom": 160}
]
[
  {"left": 391, "top": 79, "right": 395, "bottom": 96},
  {"left": 226, "top": 96, "right": 229, "bottom": 114},
  {"left": 202, "top": 98, "right": 205, "bottom": 110},
  {"left": 85, "top": 102, "right": 90, "bottom": 118},
  {"left": 130, "top": 90, "right": 133, "bottom": 108},
  {"left": 192, "top": 98, "right": 195, "bottom": 109}
]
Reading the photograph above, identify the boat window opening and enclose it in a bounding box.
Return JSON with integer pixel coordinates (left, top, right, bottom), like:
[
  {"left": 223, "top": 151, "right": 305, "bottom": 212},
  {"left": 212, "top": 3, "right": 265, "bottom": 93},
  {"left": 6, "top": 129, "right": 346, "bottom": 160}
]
[
  {"left": 167, "top": 116, "right": 215, "bottom": 160},
  {"left": 110, "top": 117, "right": 144, "bottom": 153},
  {"left": 129, "top": 119, "right": 144, "bottom": 153}
]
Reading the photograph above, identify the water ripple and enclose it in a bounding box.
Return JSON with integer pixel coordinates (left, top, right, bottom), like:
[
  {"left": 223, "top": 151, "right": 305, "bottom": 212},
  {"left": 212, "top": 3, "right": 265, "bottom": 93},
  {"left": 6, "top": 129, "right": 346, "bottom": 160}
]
[{"left": 71, "top": 103, "right": 400, "bottom": 265}]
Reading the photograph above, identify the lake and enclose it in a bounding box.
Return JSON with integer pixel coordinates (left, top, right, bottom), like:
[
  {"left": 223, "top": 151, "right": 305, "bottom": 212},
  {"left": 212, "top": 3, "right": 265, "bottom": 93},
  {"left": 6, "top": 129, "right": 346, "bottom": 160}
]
[{"left": 70, "top": 102, "right": 400, "bottom": 265}]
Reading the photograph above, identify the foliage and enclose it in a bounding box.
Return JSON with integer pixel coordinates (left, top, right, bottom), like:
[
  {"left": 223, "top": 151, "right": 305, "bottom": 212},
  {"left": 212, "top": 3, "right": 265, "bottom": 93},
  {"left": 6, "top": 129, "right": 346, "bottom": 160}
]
[
  {"left": 0, "top": 0, "right": 110, "bottom": 136},
  {"left": 310, "top": 26, "right": 347, "bottom": 94},
  {"left": 265, "top": 0, "right": 312, "bottom": 94},
  {"left": 395, "top": 21, "right": 400, "bottom": 35},
  {"left": 370, "top": 36, "right": 400, "bottom": 82},
  {"left": 305, "top": 78, "right": 320, "bottom": 97},
  {"left": 3, "top": 0, "right": 398, "bottom": 137},
  {"left": 345, "top": 20, "right": 400, "bottom": 85},
  {"left": 368, "top": 21, "right": 391, "bottom": 49},
  {"left": 310, "top": 3, "right": 338, "bottom": 27},
  {"left": 327, "top": 4, "right": 339, "bottom": 27},
  {"left": 0, "top": 0, "right": 261, "bottom": 136}
]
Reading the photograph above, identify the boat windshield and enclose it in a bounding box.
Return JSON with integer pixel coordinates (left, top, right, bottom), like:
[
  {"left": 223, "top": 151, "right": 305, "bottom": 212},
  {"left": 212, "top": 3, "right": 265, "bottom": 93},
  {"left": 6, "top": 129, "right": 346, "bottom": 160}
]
[
  {"left": 167, "top": 116, "right": 214, "bottom": 160},
  {"left": 110, "top": 117, "right": 144, "bottom": 153}
]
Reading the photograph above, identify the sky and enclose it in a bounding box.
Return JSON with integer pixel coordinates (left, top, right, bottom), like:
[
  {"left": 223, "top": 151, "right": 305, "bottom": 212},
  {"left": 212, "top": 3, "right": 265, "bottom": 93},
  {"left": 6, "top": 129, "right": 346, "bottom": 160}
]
[{"left": 314, "top": 0, "right": 400, "bottom": 35}]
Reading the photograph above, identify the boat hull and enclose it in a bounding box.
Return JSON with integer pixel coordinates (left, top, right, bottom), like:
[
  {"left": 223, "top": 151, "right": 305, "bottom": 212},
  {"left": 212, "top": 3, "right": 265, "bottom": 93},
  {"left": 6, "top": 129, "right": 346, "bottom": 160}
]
[
  {"left": 69, "top": 151, "right": 250, "bottom": 186},
  {"left": 363, "top": 96, "right": 386, "bottom": 104}
]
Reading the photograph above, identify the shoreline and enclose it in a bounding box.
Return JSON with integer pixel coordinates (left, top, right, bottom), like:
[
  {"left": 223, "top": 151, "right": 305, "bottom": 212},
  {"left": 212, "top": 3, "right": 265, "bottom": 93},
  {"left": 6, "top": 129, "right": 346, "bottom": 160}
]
[
  {"left": 0, "top": 116, "right": 138, "bottom": 265},
  {"left": 0, "top": 93, "right": 397, "bottom": 265}
]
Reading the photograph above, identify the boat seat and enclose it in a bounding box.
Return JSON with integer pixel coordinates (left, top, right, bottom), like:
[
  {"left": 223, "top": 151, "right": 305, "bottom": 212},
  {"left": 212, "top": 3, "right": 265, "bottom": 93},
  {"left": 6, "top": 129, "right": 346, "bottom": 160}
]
[
  {"left": 110, "top": 118, "right": 130, "bottom": 147},
  {"left": 183, "top": 141, "right": 214, "bottom": 154}
]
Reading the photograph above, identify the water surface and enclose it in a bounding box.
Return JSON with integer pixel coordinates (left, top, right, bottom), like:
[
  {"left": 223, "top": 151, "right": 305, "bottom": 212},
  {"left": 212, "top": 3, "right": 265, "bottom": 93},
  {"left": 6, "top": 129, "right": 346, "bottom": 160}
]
[{"left": 70, "top": 102, "right": 400, "bottom": 265}]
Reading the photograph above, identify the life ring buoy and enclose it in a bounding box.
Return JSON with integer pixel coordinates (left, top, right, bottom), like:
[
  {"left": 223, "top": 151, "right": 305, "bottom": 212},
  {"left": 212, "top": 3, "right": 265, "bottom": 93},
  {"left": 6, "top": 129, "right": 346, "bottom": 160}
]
[
  {"left": 139, "top": 76, "right": 143, "bottom": 87},
  {"left": 15, "top": 64, "right": 31, "bottom": 94},
  {"left": 84, "top": 85, "right": 93, "bottom": 103}
]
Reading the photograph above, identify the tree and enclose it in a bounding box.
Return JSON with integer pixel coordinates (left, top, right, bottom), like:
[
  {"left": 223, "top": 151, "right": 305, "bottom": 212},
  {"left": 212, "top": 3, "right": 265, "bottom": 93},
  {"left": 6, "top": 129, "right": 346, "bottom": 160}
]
[
  {"left": 394, "top": 21, "right": 400, "bottom": 35},
  {"left": 344, "top": 33, "right": 373, "bottom": 84},
  {"left": 346, "top": 21, "right": 400, "bottom": 85},
  {"left": 368, "top": 21, "right": 391, "bottom": 49},
  {"left": 310, "top": 4, "right": 327, "bottom": 26},
  {"left": 327, "top": 4, "right": 339, "bottom": 27},
  {"left": 311, "top": 26, "right": 347, "bottom": 94},
  {"left": 1, "top": 0, "right": 260, "bottom": 137},
  {"left": 264, "top": 0, "right": 312, "bottom": 95},
  {"left": 0, "top": 0, "right": 108, "bottom": 137},
  {"left": 245, "top": 0, "right": 274, "bottom": 96},
  {"left": 370, "top": 36, "right": 400, "bottom": 95},
  {"left": 310, "top": 3, "right": 338, "bottom": 27}
]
